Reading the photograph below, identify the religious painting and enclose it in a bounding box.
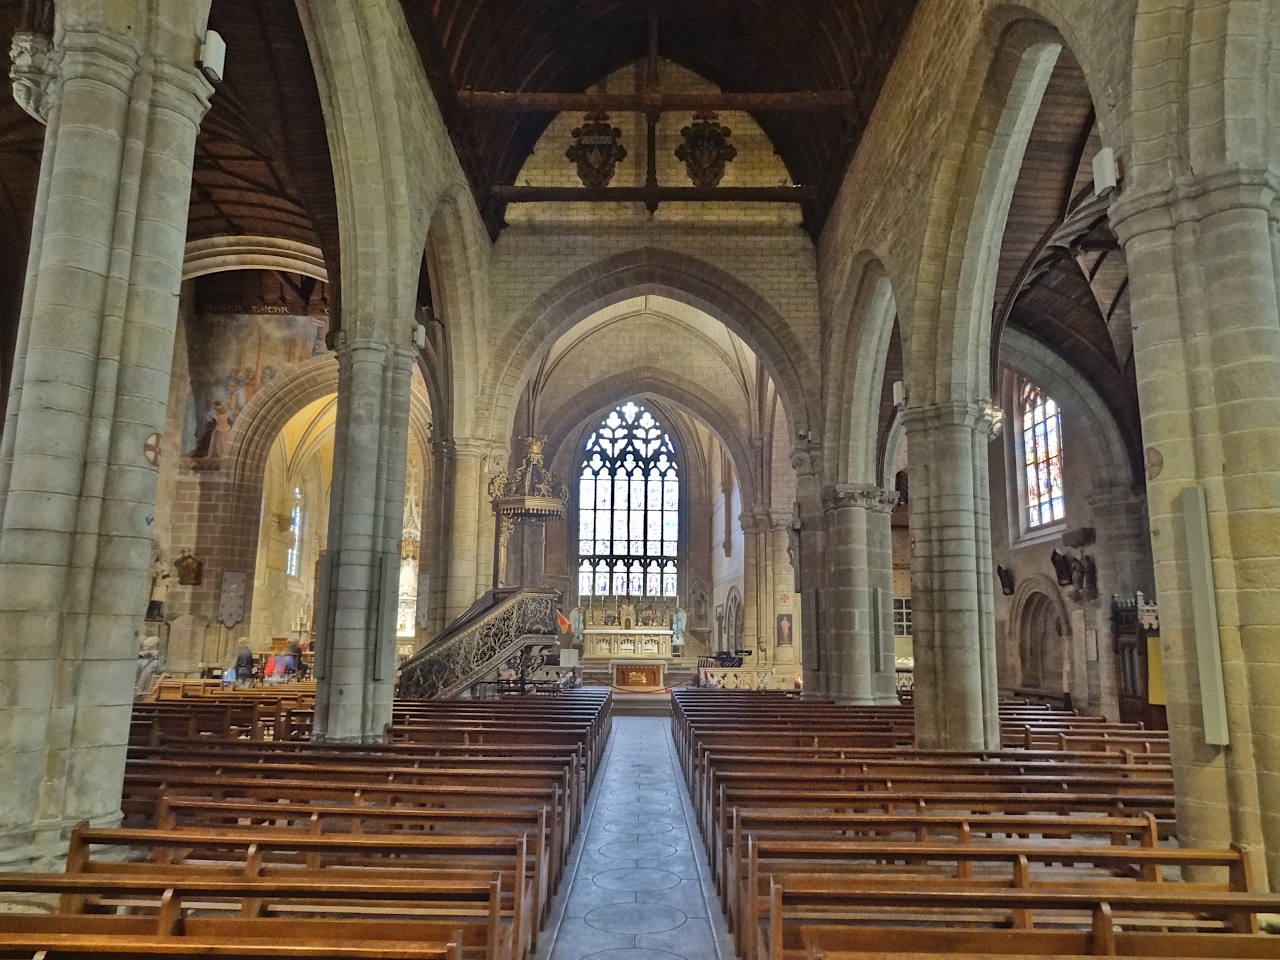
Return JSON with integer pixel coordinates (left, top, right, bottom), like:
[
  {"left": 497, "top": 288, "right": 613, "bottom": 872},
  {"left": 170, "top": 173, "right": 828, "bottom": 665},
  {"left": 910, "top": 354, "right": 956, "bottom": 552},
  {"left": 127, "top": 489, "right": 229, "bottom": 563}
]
[
  {"left": 183, "top": 311, "right": 329, "bottom": 458},
  {"left": 776, "top": 612, "right": 794, "bottom": 648}
]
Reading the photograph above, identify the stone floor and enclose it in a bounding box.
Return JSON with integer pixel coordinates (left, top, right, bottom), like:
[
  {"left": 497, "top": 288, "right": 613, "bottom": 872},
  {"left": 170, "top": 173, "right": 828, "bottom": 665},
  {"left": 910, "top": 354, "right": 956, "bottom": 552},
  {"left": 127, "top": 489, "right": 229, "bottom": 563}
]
[{"left": 535, "top": 715, "right": 735, "bottom": 960}]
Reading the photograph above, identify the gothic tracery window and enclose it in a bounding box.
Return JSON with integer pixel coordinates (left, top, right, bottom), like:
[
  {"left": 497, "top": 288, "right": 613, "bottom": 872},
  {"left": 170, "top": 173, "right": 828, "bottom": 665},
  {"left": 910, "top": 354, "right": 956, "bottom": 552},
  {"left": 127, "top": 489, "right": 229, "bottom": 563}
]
[
  {"left": 1020, "top": 380, "right": 1065, "bottom": 529},
  {"left": 576, "top": 401, "right": 678, "bottom": 598}
]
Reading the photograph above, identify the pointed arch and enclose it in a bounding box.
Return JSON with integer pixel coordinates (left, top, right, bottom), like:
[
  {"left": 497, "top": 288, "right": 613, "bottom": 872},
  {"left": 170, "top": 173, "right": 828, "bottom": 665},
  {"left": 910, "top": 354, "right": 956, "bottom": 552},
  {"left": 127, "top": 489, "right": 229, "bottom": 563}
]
[{"left": 483, "top": 248, "right": 817, "bottom": 451}]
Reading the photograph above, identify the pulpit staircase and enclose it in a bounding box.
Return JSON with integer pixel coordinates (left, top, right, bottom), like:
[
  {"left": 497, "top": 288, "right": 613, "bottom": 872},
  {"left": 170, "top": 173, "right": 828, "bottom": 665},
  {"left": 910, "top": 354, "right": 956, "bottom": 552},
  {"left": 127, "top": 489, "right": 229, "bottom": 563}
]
[{"left": 398, "top": 588, "right": 560, "bottom": 699}]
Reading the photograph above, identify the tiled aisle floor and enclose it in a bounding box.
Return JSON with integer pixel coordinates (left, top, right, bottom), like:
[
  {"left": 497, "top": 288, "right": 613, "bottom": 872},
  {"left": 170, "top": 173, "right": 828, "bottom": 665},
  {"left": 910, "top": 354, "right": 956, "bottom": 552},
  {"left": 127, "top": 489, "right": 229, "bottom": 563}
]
[{"left": 535, "top": 715, "right": 735, "bottom": 960}]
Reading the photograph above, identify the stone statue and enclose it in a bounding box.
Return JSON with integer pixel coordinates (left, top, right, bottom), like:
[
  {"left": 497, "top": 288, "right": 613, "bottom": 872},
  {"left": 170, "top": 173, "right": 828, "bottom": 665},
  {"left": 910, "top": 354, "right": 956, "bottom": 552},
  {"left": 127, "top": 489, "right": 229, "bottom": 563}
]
[
  {"left": 146, "top": 547, "right": 172, "bottom": 621},
  {"left": 671, "top": 607, "right": 687, "bottom": 647},
  {"left": 569, "top": 606, "right": 585, "bottom": 645}
]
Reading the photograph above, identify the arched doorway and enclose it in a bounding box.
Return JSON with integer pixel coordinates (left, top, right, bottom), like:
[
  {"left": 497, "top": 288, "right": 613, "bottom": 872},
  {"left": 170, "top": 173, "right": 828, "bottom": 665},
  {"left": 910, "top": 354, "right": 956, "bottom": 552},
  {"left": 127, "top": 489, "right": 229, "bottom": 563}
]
[{"left": 1016, "top": 588, "right": 1068, "bottom": 696}]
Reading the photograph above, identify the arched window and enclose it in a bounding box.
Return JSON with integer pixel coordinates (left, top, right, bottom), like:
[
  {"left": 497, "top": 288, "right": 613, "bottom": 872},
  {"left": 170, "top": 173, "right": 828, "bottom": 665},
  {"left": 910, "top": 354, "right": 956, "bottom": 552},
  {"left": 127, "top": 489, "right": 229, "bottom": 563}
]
[
  {"left": 286, "top": 486, "right": 304, "bottom": 577},
  {"left": 1019, "top": 380, "right": 1065, "bottom": 529},
  {"left": 576, "top": 401, "right": 678, "bottom": 598}
]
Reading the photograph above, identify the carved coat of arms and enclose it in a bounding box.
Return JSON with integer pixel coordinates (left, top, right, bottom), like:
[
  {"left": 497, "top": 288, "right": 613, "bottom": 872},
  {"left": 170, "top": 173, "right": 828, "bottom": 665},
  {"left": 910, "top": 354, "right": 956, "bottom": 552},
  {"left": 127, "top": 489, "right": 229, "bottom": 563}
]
[
  {"left": 175, "top": 553, "right": 203, "bottom": 586},
  {"left": 675, "top": 112, "right": 737, "bottom": 187},
  {"left": 565, "top": 113, "right": 627, "bottom": 187}
]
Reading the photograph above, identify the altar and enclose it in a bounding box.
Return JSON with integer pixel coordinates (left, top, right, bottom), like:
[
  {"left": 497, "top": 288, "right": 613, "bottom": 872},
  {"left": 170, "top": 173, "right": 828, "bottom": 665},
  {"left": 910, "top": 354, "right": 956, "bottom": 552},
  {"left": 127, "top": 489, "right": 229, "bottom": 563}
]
[
  {"left": 584, "top": 628, "right": 673, "bottom": 660},
  {"left": 612, "top": 660, "right": 665, "bottom": 689}
]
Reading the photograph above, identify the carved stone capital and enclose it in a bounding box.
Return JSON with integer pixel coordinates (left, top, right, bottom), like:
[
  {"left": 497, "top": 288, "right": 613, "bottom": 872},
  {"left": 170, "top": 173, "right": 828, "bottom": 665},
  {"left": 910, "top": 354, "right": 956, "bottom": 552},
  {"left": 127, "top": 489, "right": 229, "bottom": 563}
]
[
  {"left": 903, "top": 399, "right": 1001, "bottom": 439},
  {"left": 1110, "top": 165, "right": 1280, "bottom": 246},
  {"left": 453, "top": 436, "right": 495, "bottom": 460},
  {"left": 738, "top": 505, "right": 775, "bottom": 534},
  {"left": 149, "top": 58, "right": 215, "bottom": 126},
  {"left": 788, "top": 439, "right": 823, "bottom": 478},
  {"left": 821, "top": 484, "right": 899, "bottom": 515},
  {"left": 9, "top": 31, "right": 54, "bottom": 123}
]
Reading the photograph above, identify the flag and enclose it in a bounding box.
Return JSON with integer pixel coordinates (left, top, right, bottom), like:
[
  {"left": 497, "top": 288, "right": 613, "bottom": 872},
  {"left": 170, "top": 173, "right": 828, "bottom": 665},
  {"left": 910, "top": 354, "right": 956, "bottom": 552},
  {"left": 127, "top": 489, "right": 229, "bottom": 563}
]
[{"left": 556, "top": 610, "right": 571, "bottom": 634}]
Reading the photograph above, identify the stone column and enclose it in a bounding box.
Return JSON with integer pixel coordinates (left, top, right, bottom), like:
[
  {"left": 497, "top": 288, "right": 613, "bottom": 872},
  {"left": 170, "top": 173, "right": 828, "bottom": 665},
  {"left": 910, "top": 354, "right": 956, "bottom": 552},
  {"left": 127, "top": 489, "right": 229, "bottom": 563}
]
[
  {"left": 313, "top": 340, "right": 414, "bottom": 742},
  {"left": 865, "top": 489, "right": 900, "bottom": 705},
  {"left": 789, "top": 442, "right": 826, "bottom": 698},
  {"left": 1112, "top": 171, "right": 1280, "bottom": 887},
  {"left": 770, "top": 517, "right": 798, "bottom": 668},
  {"left": 741, "top": 507, "right": 775, "bottom": 669},
  {"left": 442, "top": 438, "right": 490, "bottom": 623},
  {"left": 821, "top": 485, "right": 899, "bottom": 705},
  {"left": 1087, "top": 487, "right": 1154, "bottom": 718},
  {"left": 421, "top": 438, "right": 455, "bottom": 638},
  {"left": 905, "top": 402, "right": 1001, "bottom": 750},
  {"left": 0, "top": 25, "right": 212, "bottom": 868}
]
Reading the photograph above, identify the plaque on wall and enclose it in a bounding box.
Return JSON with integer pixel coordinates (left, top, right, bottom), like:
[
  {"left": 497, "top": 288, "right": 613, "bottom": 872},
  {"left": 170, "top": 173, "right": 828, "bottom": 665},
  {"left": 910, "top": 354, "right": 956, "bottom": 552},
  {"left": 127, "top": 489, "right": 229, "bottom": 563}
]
[
  {"left": 416, "top": 571, "right": 431, "bottom": 630},
  {"left": 217, "top": 571, "right": 248, "bottom": 628}
]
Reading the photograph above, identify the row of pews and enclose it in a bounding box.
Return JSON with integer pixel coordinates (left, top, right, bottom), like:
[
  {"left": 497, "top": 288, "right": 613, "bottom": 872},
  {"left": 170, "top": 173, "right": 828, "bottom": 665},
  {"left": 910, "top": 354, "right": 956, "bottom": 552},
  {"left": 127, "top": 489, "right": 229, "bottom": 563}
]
[
  {"left": 671, "top": 689, "right": 1280, "bottom": 960},
  {"left": 0, "top": 687, "right": 611, "bottom": 960}
]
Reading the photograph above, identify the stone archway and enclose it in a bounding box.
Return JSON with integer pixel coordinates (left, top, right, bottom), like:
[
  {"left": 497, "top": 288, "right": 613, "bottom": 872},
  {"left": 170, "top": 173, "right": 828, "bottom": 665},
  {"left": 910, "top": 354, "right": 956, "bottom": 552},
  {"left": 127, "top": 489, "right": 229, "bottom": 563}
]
[{"left": 482, "top": 247, "right": 818, "bottom": 447}]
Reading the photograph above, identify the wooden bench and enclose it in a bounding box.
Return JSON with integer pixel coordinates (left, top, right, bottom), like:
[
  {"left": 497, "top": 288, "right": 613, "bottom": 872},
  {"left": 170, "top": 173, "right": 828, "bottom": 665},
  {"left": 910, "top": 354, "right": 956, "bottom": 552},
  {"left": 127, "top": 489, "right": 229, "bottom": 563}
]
[
  {"left": 768, "top": 884, "right": 1280, "bottom": 960},
  {"left": 717, "top": 809, "right": 1163, "bottom": 918},
  {"left": 738, "top": 838, "right": 1255, "bottom": 960},
  {"left": 152, "top": 796, "right": 559, "bottom": 908},
  {"left": 0, "top": 872, "right": 481, "bottom": 960},
  {"left": 63, "top": 826, "right": 537, "bottom": 960}
]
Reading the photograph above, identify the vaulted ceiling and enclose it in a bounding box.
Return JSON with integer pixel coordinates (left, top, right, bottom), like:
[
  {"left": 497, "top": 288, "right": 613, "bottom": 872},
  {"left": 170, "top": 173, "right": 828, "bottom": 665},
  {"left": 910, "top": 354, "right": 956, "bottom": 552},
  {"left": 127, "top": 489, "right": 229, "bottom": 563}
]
[{"left": 400, "top": 0, "right": 920, "bottom": 236}]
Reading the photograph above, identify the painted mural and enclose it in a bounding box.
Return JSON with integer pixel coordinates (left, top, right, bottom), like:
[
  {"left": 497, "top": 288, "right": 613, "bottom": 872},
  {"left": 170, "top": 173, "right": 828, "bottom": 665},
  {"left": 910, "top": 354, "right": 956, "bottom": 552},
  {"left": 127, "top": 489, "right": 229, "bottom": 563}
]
[{"left": 183, "top": 311, "right": 329, "bottom": 458}]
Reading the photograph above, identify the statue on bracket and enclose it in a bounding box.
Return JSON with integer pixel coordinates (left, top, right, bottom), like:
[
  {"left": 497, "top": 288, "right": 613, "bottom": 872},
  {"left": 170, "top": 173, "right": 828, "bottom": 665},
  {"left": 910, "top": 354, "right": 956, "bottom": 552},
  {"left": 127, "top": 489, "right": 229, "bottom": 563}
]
[
  {"left": 671, "top": 607, "right": 687, "bottom": 647},
  {"left": 146, "top": 546, "right": 172, "bottom": 621}
]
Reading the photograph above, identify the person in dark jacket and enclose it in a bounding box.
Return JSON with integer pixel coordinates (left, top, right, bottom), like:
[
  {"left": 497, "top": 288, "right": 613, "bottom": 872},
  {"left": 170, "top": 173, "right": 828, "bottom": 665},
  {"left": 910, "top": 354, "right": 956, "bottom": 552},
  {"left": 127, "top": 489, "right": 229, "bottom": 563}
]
[
  {"left": 233, "top": 643, "right": 255, "bottom": 685},
  {"left": 284, "top": 641, "right": 302, "bottom": 679}
]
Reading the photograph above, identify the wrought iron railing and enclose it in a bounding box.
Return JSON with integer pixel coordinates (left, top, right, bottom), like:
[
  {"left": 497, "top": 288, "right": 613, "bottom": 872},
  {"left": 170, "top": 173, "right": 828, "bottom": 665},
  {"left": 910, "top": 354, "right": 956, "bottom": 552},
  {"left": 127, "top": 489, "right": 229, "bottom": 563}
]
[{"left": 398, "top": 589, "right": 558, "bottom": 700}]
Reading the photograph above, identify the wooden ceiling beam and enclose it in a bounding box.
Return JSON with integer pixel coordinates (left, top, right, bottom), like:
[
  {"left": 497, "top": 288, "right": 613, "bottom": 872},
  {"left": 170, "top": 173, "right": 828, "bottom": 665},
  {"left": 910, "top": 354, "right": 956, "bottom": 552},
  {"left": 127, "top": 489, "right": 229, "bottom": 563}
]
[
  {"left": 491, "top": 184, "right": 814, "bottom": 203},
  {"left": 456, "top": 89, "right": 860, "bottom": 112}
]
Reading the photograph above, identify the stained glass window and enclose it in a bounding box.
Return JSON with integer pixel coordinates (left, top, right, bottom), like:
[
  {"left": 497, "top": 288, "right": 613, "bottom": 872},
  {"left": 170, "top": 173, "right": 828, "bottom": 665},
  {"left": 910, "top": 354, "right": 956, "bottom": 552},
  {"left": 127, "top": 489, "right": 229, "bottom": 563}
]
[
  {"left": 286, "top": 487, "right": 304, "bottom": 577},
  {"left": 1020, "top": 380, "right": 1065, "bottom": 529},
  {"left": 576, "top": 401, "right": 679, "bottom": 597}
]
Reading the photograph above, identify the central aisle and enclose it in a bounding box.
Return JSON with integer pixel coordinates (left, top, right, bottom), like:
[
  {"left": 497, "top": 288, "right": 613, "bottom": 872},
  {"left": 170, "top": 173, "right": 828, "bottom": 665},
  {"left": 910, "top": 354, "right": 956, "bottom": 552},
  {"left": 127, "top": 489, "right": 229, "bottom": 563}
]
[{"left": 536, "top": 715, "right": 734, "bottom": 960}]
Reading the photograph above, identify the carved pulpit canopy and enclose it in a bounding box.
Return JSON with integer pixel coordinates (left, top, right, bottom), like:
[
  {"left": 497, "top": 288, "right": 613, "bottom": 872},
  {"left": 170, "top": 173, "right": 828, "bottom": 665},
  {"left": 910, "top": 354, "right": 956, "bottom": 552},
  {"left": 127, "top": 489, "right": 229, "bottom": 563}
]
[{"left": 490, "top": 435, "right": 569, "bottom": 520}]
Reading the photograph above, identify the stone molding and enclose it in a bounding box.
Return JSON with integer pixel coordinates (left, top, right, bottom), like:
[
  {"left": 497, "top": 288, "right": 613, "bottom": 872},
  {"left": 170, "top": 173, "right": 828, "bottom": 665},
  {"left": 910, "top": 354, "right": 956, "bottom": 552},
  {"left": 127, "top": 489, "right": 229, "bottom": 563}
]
[
  {"left": 56, "top": 28, "right": 141, "bottom": 95},
  {"left": 453, "top": 436, "right": 497, "bottom": 460},
  {"left": 1086, "top": 485, "right": 1147, "bottom": 512},
  {"left": 903, "top": 399, "right": 1001, "bottom": 438},
  {"left": 183, "top": 236, "right": 328, "bottom": 282},
  {"left": 1110, "top": 166, "right": 1280, "bottom": 244},
  {"left": 821, "top": 483, "right": 899, "bottom": 515},
  {"left": 149, "top": 58, "right": 215, "bottom": 121}
]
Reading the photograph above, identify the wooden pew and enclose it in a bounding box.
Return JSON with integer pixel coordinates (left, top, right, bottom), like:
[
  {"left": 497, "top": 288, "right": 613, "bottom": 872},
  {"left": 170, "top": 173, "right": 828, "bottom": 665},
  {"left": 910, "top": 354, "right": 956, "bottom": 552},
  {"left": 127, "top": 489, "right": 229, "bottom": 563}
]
[
  {"left": 717, "top": 808, "right": 1163, "bottom": 919},
  {"left": 767, "top": 884, "right": 1280, "bottom": 960},
  {"left": 153, "top": 796, "right": 558, "bottom": 912},
  {"left": 63, "top": 826, "right": 537, "bottom": 960},
  {"left": 0, "top": 873, "right": 482, "bottom": 960},
  {"left": 738, "top": 838, "right": 1255, "bottom": 960}
]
